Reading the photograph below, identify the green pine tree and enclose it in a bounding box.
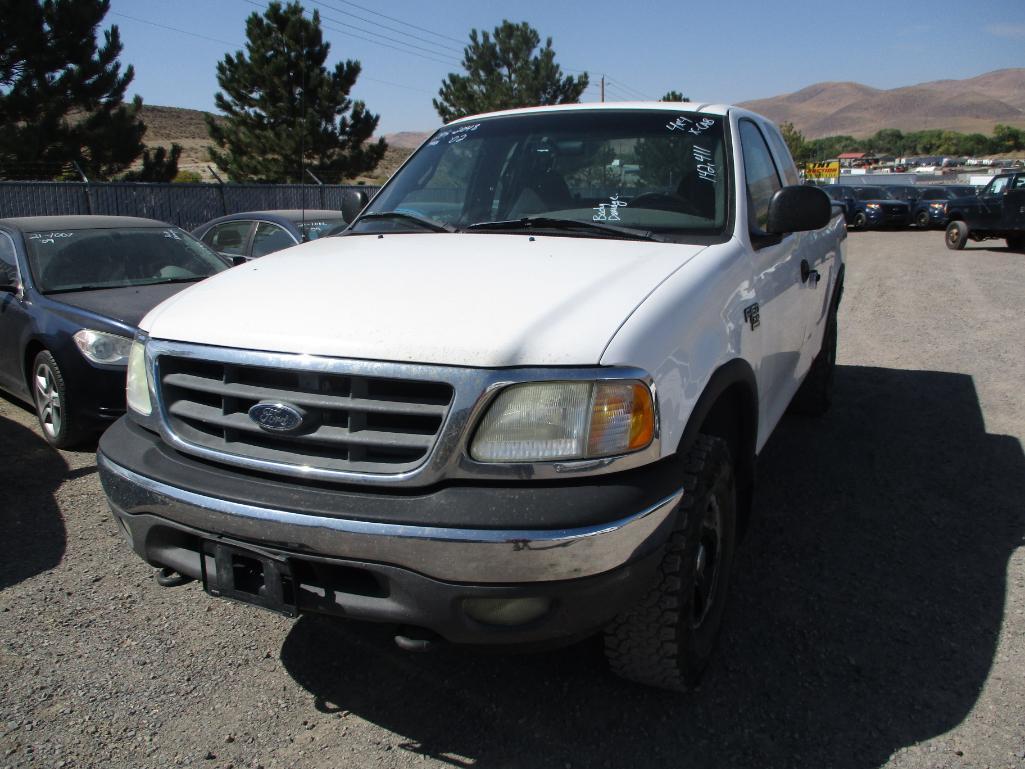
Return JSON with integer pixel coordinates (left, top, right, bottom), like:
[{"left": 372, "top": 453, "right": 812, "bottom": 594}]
[
  {"left": 660, "top": 91, "right": 690, "bottom": 102},
  {"left": 434, "top": 21, "right": 588, "bottom": 123},
  {"left": 0, "top": 0, "right": 145, "bottom": 180},
  {"left": 208, "top": 1, "right": 386, "bottom": 183},
  {"left": 122, "top": 144, "right": 183, "bottom": 182}
]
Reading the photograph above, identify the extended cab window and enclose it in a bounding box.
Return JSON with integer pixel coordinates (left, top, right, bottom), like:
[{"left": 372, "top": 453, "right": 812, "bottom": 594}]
[
  {"left": 739, "top": 120, "right": 781, "bottom": 231},
  {"left": 353, "top": 110, "right": 729, "bottom": 242}
]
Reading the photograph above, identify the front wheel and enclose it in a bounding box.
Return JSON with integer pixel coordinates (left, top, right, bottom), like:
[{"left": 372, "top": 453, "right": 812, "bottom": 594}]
[
  {"left": 32, "top": 350, "right": 85, "bottom": 449},
  {"left": 604, "top": 435, "right": 737, "bottom": 691},
  {"left": 945, "top": 221, "right": 968, "bottom": 250},
  {"left": 1007, "top": 234, "right": 1024, "bottom": 252},
  {"left": 852, "top": 211, "right": 867, "bottom": 230},
  {"left": 914, "top": 210, "right": 931, "bottom": 228}
]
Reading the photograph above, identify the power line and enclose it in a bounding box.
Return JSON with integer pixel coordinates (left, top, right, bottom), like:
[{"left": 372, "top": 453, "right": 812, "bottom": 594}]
[
  {"left": 607, "top": 78, "right": 653, "bottom": 100},
  {"left": 307, "top": 0, "right": 464, "bottom": 55},
  {"left": 312, "top": 8, "right": 461, "bottom": 63},
  {"left": 240, "top": 0, "right": 459, "bottom": 68},
  {"left": 111, "top": 11, "right": 240, "bottom": 47},
  {"left": 314, "top": 0, "right": 467, "bottom": 46}
]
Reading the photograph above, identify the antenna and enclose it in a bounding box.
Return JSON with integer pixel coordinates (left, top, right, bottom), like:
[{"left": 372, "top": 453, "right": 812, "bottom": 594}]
[{"left": 299, "top": 20, "right": 306, "bottom": 235}]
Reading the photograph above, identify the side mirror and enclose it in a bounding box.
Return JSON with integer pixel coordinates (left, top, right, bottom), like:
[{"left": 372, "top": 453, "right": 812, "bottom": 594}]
[
  {"left": 342, "top": 189, "right": 369, "bottom": 223},
  {"left": 231, "top": 255, "right": 248, "bottom": 266},
  {"left": 765, "top": 185, "right": 832, "bottom": 234}
]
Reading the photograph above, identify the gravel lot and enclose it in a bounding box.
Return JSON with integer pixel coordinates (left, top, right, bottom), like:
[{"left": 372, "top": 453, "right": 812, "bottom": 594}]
[{"left": 2, "top": 229, "right": 1024, "bottom": 769}]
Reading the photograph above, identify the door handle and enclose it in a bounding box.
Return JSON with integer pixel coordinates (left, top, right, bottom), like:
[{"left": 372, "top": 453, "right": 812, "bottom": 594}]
[{"left": 800, "top": 259, "right": 820, "bottom": 285}]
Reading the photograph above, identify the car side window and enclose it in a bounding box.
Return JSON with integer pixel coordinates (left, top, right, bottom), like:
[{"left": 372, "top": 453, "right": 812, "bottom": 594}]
[
  {"left": 985, "top": 177, "right": 1009, "bottom": 196},
  {"left": 1013, "top": 176, "right": 1025, "bottom": 189},
  {"left": 251, "top": 222, "right": 296, "bottom": 258},
  {"left": 203, "top": 221, "right": 252, "bottom": 256},
  {"left": 764, "top": 126, "right": 800, "bottom": 186},
  {"left": 0, "top": 232, "right": 19, "bottom": 286},
  {"left": 740, "top": 120, "right": 782, "bottom": 232}
]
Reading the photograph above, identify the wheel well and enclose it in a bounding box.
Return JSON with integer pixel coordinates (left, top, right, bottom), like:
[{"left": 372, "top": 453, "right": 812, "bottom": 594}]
[
  {"left": 23, "top": 340, "right": 45, "bottom": 393},
  {"left": 675, "top": 363, "right": 758, "bottom": 540}
]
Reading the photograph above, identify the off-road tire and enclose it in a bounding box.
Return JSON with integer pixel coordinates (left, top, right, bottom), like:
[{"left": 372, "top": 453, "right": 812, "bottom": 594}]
[
  {"left": 914, "top": 210, "right": 931, "bottom": 228},
  {"left": 31, "top": 350, "right": 86, "bottom": 449},
  {"left": 604, "top": 435, "right": 737, "bottom": 692},
  {"left": 1007, "top": 234, "right": 1024, "bottom": 252},
  {"left": 946, "top": 220, "right": 968, "bottom": 250},
  {"left": 789, "top": 305, "right": 837, "bottom": 416}
]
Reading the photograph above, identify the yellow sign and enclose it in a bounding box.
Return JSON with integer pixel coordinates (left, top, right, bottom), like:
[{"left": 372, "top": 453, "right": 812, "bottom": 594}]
[{"left": 804, "top": 161, "right": 841, "bottom": 180}]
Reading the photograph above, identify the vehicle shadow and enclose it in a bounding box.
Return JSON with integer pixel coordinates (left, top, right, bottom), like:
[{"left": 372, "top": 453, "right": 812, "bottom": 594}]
[
  {"left": 0, "top": 410, "right": 68, "bottom": 589},
  {"left": 280, "top": 365, "right": 1025, "bottom": 769}
]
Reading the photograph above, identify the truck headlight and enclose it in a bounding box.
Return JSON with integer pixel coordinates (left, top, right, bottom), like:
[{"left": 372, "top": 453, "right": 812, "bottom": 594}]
[
  {"left": 72, "top": 329, "right": 132, "bottom": 365},
  {"left": 865, "top": 203, "right": 881, "bottom": 210},
  {"left": 470, "top": 381, "right": 655, "bottom": 462},
  {"left": 125, "top": 340, "right": 152, "bottom": 416}
]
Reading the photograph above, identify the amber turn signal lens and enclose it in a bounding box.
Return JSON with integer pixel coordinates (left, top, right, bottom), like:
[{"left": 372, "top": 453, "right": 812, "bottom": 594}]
[{"left": 587, "top": 382, "right": 655, "bottom": 456}]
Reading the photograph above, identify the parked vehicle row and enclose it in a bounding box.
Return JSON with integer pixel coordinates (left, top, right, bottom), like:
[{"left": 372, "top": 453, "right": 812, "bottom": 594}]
[{"left": 819, "top": 182, "right": 982, "bottom": 231}]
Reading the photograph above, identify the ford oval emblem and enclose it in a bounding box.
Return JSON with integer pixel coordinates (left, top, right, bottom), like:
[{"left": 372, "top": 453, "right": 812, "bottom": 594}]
[{"left": 248, "top": 401, "right": 306, "bottom": 433}]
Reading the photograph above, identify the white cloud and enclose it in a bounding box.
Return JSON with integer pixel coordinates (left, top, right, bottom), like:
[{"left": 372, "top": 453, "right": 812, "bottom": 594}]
[{"left": 985, "top": 22, "right": 1025, "bottom": 39}]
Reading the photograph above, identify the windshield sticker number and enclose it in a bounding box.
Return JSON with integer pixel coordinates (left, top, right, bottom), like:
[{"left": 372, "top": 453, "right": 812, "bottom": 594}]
[
  {"left": 28, "top": 232, "right": 73, "bottom": 245},
  {"left": 693, "top": 145, "right": 716, "bottom": 183},
  {"left": 448, "top": 123, "right": 481, "bottom": 144},
  {"left": 667, "top": 116, "right": 716, "bottom": 136},
  {"left": 162, "top": 229, "right": 181, "bottom": 240},
  {"left": 594, "top": 194, "right": 628, "bottom": 222}
]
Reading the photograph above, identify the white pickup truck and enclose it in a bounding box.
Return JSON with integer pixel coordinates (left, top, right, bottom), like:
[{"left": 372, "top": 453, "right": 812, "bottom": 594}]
[{"left": 98, "top": 103, "right": 844, "bottom": 691}]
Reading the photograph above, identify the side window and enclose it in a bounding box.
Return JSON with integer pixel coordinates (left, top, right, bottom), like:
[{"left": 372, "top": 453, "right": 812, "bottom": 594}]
[
  {"left": 764, "top": 126, "right": 800, "bottom": 186},
  {"left": 740, "top": 120, "right": 782, "bottom": 232},
  {"left": 985, "top": 177, "right": 1009, "bottom": 196},
  {"left": 1013, "top": 176, "right": 1025, "bottom": 189},
  {"left": 203, "top": 221, "right": 251, "bottom": 256},
  {"left": 251, "top": 222, "right": 296, "bottom": 258},
  {"left": 0, "top": 233, "right": 19, "bottom": 286}
]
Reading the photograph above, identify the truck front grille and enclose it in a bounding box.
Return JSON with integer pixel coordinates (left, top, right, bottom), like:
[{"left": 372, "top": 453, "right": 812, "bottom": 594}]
[{"left": 157, "top": 355, "right": 453, "bottom": 475}]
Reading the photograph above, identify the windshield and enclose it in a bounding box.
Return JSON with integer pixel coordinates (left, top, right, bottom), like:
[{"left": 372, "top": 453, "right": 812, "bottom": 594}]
[
  {"left": 297, "top": 218, "right": 348, "bottom": 240},
  {"left": 855, "top": 187, "right": 894, "bottom": 201},
  {"left": 26, "top": 227, "right": 228, "bottom": 293},
  {"left": 353, "top": 110, "right": 729, "bottom": 241}
]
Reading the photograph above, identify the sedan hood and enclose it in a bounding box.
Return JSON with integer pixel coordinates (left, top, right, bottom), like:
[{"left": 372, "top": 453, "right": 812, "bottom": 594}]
[
  {"left": 47, "top": 282, "right": 201, "bottom": 328},
  {"left": 141, "top": 233, "right": 705, "bottom": 367}
]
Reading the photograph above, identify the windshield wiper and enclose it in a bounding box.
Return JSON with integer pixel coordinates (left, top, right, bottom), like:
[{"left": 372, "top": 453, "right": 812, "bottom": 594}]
[
  {"left": 465, "top": 216, "right": 663, "bottom": 242},
  {"left": 136, "top": 277, "right": 207, "bottom": 286},
  {"left": 357, "top": 211, "right": 456, "bottom": 233}
]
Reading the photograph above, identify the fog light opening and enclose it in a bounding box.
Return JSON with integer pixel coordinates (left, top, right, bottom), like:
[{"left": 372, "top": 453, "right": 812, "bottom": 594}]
[{"left": 462, "top": 597, "right": 552, "bottom": 626}]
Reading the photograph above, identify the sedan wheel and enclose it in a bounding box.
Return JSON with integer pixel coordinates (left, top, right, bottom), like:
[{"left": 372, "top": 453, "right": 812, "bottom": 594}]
[{"left": 31, "top": 350, "right": 85, "bottom": 448}]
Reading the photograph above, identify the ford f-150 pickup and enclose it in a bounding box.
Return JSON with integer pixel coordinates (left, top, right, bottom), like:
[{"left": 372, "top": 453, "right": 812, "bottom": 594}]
[{"left": 98, "top": 103, "right": 844, "bottom": 691}]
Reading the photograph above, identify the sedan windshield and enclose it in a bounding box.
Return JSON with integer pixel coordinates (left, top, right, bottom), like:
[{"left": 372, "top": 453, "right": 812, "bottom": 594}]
[
  {"left": 855, "top": 187, "right": 894, "bottom": 201},
  {"left": 25, "top": 227, "right": 228, "bottom": 293},
  {"left": 352, "top": 110, "right": 729, "bottom": 241}
]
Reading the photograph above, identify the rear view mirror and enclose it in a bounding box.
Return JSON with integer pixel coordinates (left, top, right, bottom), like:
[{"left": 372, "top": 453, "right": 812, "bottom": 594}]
[
  {"left": 342, "top": 189, "right": 369, "bottom": 223},
  {"left": 765, "top": 185, "right": 832, "bottom": 234}
]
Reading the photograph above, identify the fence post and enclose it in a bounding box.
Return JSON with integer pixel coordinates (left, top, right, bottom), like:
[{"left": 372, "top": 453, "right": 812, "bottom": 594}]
[{"left": 72, "top": 162, "right": 92, "bottom": 214}]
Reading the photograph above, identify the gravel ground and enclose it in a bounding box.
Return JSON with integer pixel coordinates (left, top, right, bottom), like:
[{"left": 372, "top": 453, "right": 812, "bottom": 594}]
[{"left": 2, "top": 229, "right": 1024, "bottom": 769}]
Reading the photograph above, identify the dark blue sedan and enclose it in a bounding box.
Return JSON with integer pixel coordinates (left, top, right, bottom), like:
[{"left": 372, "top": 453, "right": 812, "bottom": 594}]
[
  {"left": 0, "top": 215, "right": 229, "bottom": 447},
  {"left": 192, "top": 209, "right": 349, "bottom": 261},
  {"left": 850, "top": 187, "right": 912, "bottom": 229}
]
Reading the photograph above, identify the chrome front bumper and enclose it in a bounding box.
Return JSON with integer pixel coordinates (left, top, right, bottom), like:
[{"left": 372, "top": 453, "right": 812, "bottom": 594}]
[{"left": 99, "top": 453, "right": 682, "bottom": 584}]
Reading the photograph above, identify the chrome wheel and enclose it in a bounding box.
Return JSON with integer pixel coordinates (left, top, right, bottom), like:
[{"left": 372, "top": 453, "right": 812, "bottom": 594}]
[
  {"left": 34, "top": 361, "right": 62, "bottom": 439},
  {"left": 690, "top": 496, "right": 722, "bottom": 629}
]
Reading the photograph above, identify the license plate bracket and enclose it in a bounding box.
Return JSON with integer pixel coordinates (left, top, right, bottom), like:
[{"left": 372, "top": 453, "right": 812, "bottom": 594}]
[{"left": 201, "top": 540, "right": 298, "bottom": 618}]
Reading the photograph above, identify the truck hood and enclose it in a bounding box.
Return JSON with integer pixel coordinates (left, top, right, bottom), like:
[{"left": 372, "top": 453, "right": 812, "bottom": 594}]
[{"left": 141, "top": 233, "right": 705, "bottom": 367}]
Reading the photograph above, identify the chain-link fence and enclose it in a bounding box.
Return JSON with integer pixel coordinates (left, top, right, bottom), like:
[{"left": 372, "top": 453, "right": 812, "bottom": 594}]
[{"left": 0, "top": 181, "right": 381, "bottom": 231}]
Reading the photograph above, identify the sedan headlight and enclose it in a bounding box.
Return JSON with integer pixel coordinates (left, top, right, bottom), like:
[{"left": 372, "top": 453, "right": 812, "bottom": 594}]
[
  {"left": 470, "top": 381, "right": 655, "bottom": 462},
  {"left": 865, "top": 203, "right": 881, "bottom": 210},
  {"left": 72, "top": 329, "right": 132, "bottom": 365},
  {"left": 929, "top": 202, "right": 947, "bottom": 210},
  {"left": 125, "top": 340, "right": 152, "bottom": 416}
]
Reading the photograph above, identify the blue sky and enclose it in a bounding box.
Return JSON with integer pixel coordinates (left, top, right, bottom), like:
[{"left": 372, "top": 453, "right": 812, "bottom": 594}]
[{"left": 109, "top": 0, "right": 1025, "bottom": 135}]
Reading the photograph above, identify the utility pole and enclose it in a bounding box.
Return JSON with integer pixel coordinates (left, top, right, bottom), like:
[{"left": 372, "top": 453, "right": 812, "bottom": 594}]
[{"left": 601, "top": 75, "right": 605, "bottom": 103}]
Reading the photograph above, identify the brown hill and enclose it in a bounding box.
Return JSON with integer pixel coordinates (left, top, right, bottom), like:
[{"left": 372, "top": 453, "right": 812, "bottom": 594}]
[
  {"left": 739, "top": 68, "right": 1025, "bottom": 138},
  {"left": 139, "top": 105, "right": 421, "bottom": 183}
]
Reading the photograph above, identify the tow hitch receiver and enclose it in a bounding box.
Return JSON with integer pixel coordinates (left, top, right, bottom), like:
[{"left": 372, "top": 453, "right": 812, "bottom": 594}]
[{"left": 201, "top": 541, "right": 298, "bottom": 618}]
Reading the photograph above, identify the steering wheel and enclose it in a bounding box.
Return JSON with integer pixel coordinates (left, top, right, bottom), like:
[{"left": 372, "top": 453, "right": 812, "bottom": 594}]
[{"left": 628, "top": 192, "right": 700, "bottom": 215}]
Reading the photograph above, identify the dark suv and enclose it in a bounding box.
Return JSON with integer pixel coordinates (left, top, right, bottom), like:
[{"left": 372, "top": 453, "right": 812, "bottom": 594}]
[
  {"left": 911, "top": 186, "right": 979, "bottom": 229},
  {"left": 850, "top": 186, "right": 911, "bottom": 229}
]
